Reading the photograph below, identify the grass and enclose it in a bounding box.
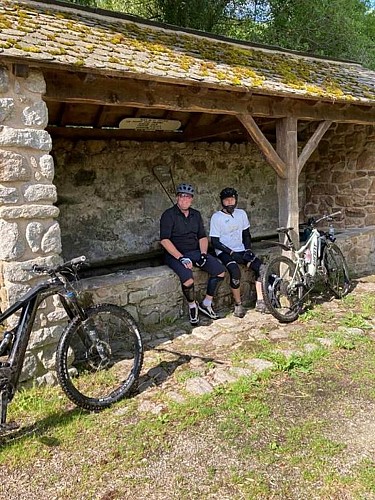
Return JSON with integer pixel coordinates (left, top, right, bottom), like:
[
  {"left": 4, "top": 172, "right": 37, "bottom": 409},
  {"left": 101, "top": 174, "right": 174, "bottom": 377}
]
[{"left": 0, "top": 289, "right": 374, "bottom": 498}]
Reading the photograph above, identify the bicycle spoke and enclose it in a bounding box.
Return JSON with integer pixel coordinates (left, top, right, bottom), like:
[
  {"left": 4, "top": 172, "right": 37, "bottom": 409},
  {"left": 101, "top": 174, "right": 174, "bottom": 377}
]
[
  {"left": 262, "top": 256, "right": 304, "bottom": 323},
  {"left": 56, "top": 304, "right": 143, "bottom": 411}
]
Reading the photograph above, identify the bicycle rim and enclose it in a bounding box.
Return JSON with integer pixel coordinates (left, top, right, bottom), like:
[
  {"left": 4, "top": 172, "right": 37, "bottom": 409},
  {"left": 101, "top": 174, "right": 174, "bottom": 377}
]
[
  {"left": 262, "top": 255, "right": 303, "bottom": 323},
  {"left": 323, "top": 244, "right": 351, "bottom": 298},
  {"left": 56, "top": 304, "right": 143, "bottom": 411}
]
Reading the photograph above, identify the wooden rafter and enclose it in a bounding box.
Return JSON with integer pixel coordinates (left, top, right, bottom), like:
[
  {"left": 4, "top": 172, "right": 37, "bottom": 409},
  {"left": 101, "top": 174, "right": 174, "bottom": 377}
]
[
  {"left": 238, "top": 114, "right": 287, "bottom": 179},
  {"left": 44, "top": 72, "right": 375, "bottom": 125},
  {"left": 298, "top": 121, "right": 332, "bottom": 174}
]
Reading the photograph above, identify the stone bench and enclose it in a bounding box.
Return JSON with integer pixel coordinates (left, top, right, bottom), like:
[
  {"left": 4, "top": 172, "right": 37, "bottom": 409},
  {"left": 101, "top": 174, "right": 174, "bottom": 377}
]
[{"left": 78, "top": 227, "right": 375, "bottom": 326}]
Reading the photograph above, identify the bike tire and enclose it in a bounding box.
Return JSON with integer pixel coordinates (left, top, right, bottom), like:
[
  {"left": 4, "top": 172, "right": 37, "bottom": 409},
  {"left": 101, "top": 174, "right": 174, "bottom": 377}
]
[
  {"left": 261, "top": 255, "right": 304, "bottom": 323},
  {"left": 323, "top": 244, "right": 351, "bottom": 298},
  {"left": 56, "top": 304, "right": 143, "bottom": 411}
]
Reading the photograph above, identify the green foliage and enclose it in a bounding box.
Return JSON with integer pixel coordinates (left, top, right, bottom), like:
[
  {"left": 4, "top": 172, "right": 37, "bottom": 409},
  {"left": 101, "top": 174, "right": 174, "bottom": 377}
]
[
  {"left": 63, "top": 0, "right": 375, "bottom": 69},
  {"left": 262, "top": 0, "right": 375, "bottom": 69}
]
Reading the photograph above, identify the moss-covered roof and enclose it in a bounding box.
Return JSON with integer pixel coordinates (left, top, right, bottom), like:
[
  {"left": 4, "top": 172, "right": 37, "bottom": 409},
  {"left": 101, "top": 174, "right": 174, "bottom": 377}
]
[{"left": 0, "top": 0, "right": 374, "bottom": 104}]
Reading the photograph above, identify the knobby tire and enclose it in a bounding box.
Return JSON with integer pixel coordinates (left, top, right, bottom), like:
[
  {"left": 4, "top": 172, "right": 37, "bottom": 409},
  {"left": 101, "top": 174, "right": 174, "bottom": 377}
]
[
  {"left": 56, "top": 304, "right": 143, "bottom": 411},
  {"left": 323, "top": 244, "right": 351, "bottom": 298},
  {"left": 262, "top": 255, "right": 303, "bottom": 323}
]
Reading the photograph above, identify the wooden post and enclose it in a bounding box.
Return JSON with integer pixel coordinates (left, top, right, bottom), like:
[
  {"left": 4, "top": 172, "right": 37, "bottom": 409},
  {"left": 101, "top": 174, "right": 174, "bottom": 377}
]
[{"left": 276, "top": 117, "right": 299, "bottom": 247}]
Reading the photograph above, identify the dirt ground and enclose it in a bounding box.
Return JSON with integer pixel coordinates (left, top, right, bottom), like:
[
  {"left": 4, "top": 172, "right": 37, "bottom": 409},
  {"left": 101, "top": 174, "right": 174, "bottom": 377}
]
[{"left": 1, "top": 277, "right": 374, "bottom": 499}]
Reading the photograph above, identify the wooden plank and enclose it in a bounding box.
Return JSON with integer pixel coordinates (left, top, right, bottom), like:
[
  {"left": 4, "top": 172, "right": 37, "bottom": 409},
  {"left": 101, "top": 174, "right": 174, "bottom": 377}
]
[
  {"left": 44, "top": 71, "right": 375, "bottom": 124},
  {"left": 238, "top": 114, "right": 287, "bottom": 179},
  {"left": 276, "top": 117, "right": 300, "bottom": 247},
  {"left": 298, "top": 121, "right": 332, "bottom": 174}
]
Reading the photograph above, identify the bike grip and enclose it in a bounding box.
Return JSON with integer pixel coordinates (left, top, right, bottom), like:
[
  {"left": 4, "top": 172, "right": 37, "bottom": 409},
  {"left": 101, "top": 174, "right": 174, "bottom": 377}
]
[
  {"left": 330, "top": 211, "right": 341, "bottom": 217},
  {"left": 70, "top": 256, "right": 86, "bottom": 265}
]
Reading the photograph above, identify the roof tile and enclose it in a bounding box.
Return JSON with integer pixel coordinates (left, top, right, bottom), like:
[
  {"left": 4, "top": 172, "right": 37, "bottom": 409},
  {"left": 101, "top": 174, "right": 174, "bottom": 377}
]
[{"left": 0, "top": 0, "right": 374, "bottom": 104}]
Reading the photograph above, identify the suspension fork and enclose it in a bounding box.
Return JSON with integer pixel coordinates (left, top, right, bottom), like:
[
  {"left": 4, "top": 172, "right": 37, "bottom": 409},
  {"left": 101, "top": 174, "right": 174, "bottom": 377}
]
[{"left": 0, "top": 298, "right": 39, "bottom": 428}]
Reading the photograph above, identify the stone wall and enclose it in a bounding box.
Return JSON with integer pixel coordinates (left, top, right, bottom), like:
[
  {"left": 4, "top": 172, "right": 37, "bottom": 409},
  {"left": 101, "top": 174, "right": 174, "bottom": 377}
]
[
  {"left": 0, "top": 65, "right": 64, "bottom": 384},
  {"left": 52, "top": 139, "right": 306, "bottom": 263},
  {"left": 304, "top": 123, "right": 375, "bottom": 227}
]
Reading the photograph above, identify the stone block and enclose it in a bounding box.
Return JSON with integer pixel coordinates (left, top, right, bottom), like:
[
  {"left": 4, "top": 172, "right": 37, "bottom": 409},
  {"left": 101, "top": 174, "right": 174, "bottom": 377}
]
[
  {"left": 0, "top": 126, "right": 51, "bottom": 151},
  {"left": 22, "top": 101, "right": 48, "bottom": 128},
  {"left": 41, "top": 222, "right": 62, "bottom": 253},
  {"left": 23, "top": 184, "right": 57, "bottom": 202},
  {"left": 0, "top": 67, "right": 9, "bottom": 93},
  {"left": 24, "top": 70, "right": 46, "bottom": 94},
  {"left": 0, "top": 220, "right": 24, "bottom": 260},
  {"left": 0, "top": 97, "right": 14, "bottom": 123},
  {"left": 19, "top": 351, "right": 39, "bottom": 382},
  {"left": 36, "top": 154, "right": 54, "bottom": 181},
  {"left": 0, "top": 185, "right": 19, "bottom": 203},
  {"left": 0, "top": 150, "right": 30, "bottom": 181},
  {"left": 0, "top": 204, "right": 59, "bottom": 220}
]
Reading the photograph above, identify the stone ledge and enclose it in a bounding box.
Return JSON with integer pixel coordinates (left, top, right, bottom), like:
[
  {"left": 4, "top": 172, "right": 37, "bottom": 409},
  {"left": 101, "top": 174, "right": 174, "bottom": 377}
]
[{"left": 78, "top": 227, "right": 375, "bottom": 326}]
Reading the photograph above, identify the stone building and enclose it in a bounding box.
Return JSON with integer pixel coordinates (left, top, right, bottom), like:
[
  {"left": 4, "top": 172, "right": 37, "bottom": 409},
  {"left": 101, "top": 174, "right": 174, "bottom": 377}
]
[{"left": 0, "top": 0, "right": 374, "bottom": 383}]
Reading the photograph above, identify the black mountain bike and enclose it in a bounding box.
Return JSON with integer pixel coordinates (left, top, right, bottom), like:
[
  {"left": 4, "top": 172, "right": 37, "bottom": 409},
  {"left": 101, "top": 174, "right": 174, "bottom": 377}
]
[
  {"left": 261, "top": 212, "right": 351, "bottom": 323},
  {"left": 0, "top": 256, "right": 143, "bottom": 430}
]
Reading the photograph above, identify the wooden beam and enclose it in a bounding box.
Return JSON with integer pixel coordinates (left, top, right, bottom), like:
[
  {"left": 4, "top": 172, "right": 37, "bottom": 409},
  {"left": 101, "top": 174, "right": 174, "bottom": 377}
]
[
  {"left": 46, "top": 126, "right": 184, "bottom": 141},
  {"left": 298, "top": 121, "right": 332, "bottom": 174},
  {"left": 238, "top": 114, "right": 287, "bottom": 179},
  {"left": 276, "top": 117, "right": 300, "bottom": 247},
  {"left": 44, "top": 71, "right": 375, "bottom": 125}
]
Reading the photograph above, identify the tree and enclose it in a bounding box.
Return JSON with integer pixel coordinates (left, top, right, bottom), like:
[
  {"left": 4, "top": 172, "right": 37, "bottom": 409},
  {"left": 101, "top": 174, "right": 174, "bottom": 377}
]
[
  {"left": 63, "top": 0, "right": 375, "bottom": 69},
  {"left": 261, "top": 0, "right": 375, "bottom": 67}
]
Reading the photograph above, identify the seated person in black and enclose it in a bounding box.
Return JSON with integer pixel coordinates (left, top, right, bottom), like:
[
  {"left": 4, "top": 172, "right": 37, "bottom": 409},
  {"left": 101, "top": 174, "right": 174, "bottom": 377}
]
[{"left": 160, "top": 183, "right": 225, "bottom": 325}]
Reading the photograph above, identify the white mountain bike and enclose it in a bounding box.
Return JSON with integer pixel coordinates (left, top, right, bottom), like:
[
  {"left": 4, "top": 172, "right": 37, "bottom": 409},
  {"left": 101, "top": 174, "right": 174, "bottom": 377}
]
[{"left": 261, "top": 211, "right": 351, "bottom": 323}]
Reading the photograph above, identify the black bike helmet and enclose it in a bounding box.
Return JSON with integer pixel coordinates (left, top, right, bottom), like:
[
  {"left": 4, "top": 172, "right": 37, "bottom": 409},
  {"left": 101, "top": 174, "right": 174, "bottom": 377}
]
[
  {"left": 176, "top": 183, "right": 194, "bottom": 196},
  {"left": 220, "top": 187, "right": 238, "bottom": 201}
]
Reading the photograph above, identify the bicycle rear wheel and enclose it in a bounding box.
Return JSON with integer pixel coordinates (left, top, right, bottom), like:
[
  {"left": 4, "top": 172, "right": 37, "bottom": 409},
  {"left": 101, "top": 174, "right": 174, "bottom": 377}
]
[
  {"left": 323, "top": 244, "right": 351, "bottom": 298},
  {"left": 56, "top": 304, "right": 143, "bottom": 411},
  {"left": 262, "top": 255, "right": 304, "bottom": 323}
]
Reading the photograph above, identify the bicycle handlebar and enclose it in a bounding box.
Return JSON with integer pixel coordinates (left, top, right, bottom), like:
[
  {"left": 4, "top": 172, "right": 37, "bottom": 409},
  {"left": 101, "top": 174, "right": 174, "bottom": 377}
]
[
  {"left": 312, "top": 211, "right": 342, "bottom": 225},
  {"left": 32, "top": 255, "right": 87, "bottom": 275}
]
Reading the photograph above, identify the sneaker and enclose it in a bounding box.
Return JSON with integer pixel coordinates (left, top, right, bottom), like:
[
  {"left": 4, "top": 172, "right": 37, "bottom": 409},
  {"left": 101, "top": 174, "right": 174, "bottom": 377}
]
[
  {"left": 188, "top": 302, "right": 199, "bottom": 325},
  {"left": 198, "top": 302, "right": 219, "bottom": 320},
  {"left": 255, "top": 300, "right": 269, "bottom": 314},
  {"left": 233, "top": 304, "right": 246, "bottom": 318}
]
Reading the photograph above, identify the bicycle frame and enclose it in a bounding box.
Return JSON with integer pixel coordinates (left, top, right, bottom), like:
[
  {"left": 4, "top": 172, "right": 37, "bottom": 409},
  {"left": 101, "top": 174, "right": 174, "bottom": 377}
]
[
  {"left": 0, "top": 277, "right": 86, "bottom": 426},
  {"left": 270, "top": 211, "right": 342, "bottom": 299},
  {"left": 295, "top": 227, "right": 322, "bottom": 279}
]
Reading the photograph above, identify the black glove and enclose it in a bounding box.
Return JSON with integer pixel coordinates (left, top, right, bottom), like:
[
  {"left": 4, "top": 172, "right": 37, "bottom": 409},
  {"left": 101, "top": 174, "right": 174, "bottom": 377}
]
[
  {"left": 243, "top": 249, "right": 256, "bottom": 264},
  {"left": 230, "top": 251, "right": 243, "bottom": 263},
  {"left": 195, "top": 253, "right": 207, "bottom": 268}
]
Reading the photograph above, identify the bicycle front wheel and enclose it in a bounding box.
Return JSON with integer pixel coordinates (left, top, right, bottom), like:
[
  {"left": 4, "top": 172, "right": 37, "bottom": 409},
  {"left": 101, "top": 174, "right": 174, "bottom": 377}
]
[
  {"left": 262, "top": 255, "right": 304, "bottom": 323},
  {"left": 323, "top": 244, "right": 351, "bottom": 298},
  {"left": 56, "top": 304, "right": 143, "bottom": 411}
]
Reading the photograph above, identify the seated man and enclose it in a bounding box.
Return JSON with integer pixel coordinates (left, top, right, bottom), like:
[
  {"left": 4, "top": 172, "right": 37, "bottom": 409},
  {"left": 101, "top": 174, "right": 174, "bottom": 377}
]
[
  {"left": 160, "top": 182, "right": 226, "bottom": 325},
  {"left": 209, "top": 187, "right": 267, "bottom": 317}
]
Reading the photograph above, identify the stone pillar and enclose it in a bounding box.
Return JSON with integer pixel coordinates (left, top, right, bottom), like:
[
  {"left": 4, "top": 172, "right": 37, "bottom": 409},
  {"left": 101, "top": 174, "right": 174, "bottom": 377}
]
[{"left": 0, "top": 64, "right": 63, "bottom": 384}]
